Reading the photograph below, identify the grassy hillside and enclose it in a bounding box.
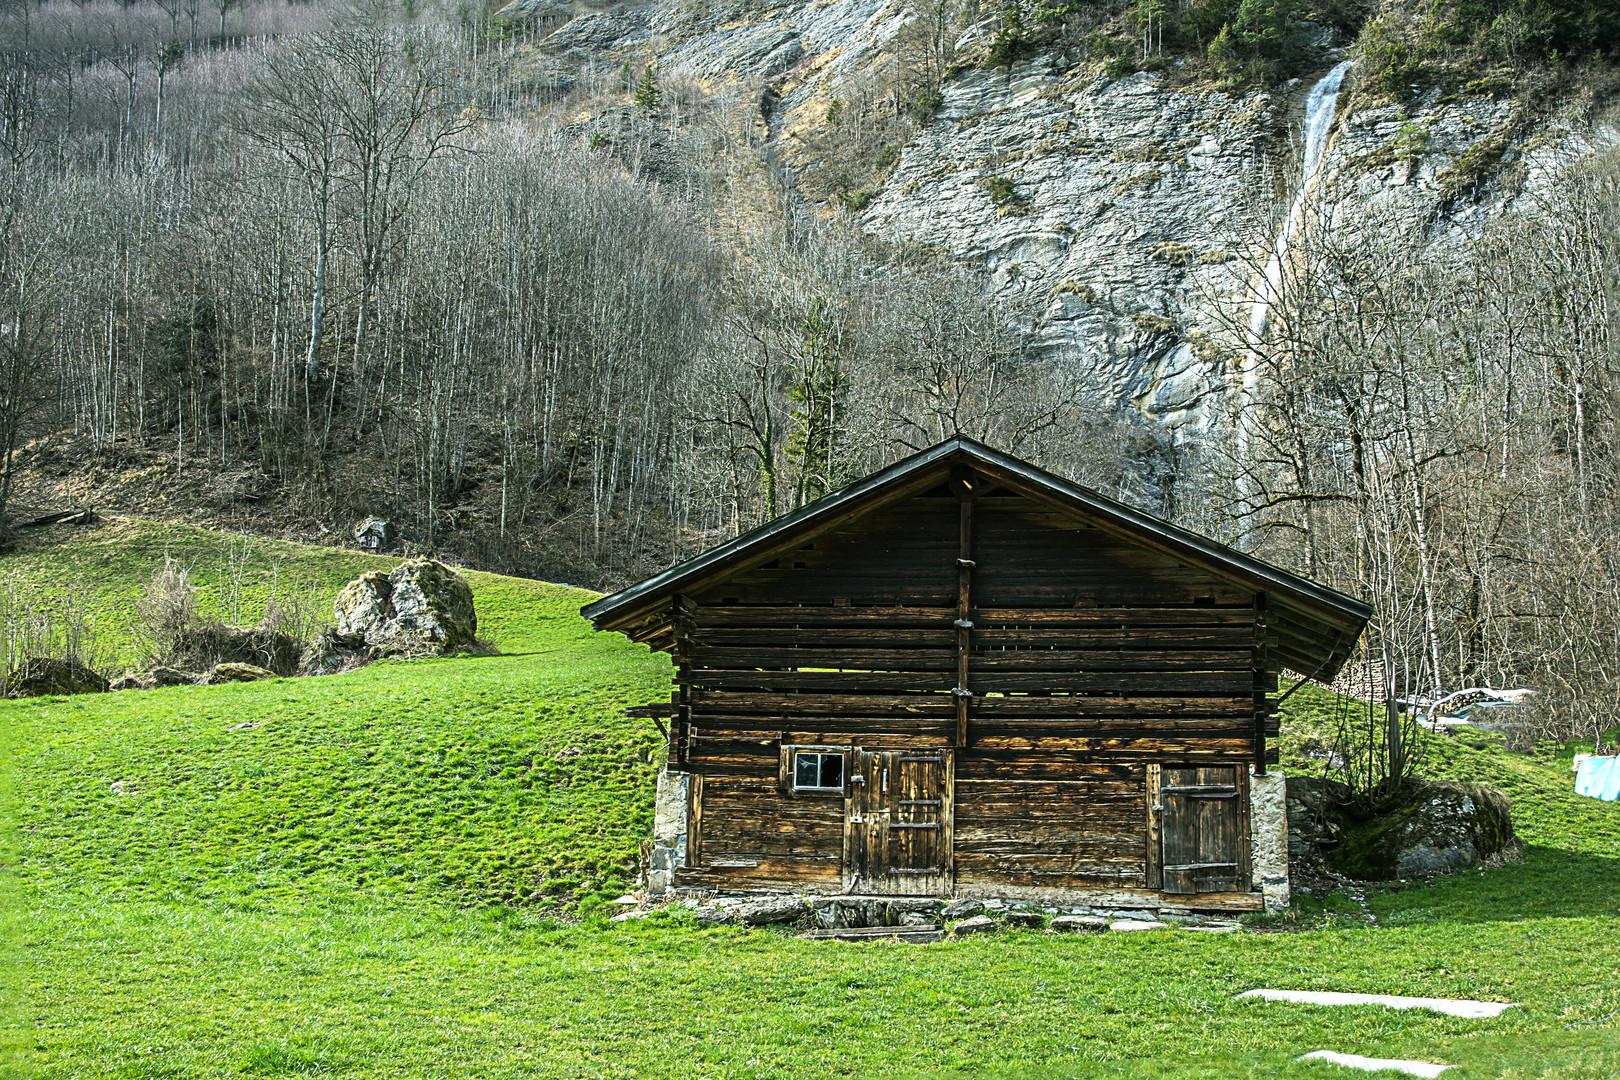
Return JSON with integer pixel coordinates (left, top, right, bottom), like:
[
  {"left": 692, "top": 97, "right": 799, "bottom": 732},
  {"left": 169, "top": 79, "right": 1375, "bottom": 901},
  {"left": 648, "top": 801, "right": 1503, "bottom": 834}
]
[
  {"left": 0, "top": 517, "right": 577, "bottom": 664},
  {"left": 2, "top": 521, "right": 1617, "bottom": 1078},
  {"left": 1, "top": 518, "right": 673, "bottom": 910}
]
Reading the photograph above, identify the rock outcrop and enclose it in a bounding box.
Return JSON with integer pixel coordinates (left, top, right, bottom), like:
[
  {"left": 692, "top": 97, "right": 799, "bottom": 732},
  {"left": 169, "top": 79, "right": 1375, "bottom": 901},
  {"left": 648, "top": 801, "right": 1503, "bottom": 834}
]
[
  {"left": 203, "top": 662, "right": 277, "bottom": 684},
  {"left": 4, "top": 657, "right": 107, "bottom": 697},
  {"left": 333, "top": 559, "right": 478, "bottom": 653},
  {"left": 1332, "top": 781, "right": 1516, "bottom": 879},
  {"left": 1287, "top": 776, "right": 1517, "bottom": 879},
  {"left": 521, "top": 0, "right": 1616, "bottom": 439}
]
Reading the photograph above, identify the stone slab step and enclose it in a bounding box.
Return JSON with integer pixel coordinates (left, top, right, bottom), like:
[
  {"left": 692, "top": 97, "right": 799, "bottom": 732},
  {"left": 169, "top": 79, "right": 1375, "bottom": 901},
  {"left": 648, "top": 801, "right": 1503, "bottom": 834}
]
[
  {"left": 798, "top": 925, "right": 943, "bottom": 943},
  {"left": 1240, "top": 990, "right": 1516, "bottom": 1018},
  {"left": 1299, "top": 1050, "right": 1451, "bottom": 1077}
]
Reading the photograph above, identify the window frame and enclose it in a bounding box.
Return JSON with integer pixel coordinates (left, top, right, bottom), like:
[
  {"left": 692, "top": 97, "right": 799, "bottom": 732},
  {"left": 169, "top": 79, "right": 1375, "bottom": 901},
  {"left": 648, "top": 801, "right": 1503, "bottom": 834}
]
[{"left": 783, "top": 745, "right": 849, "bottom": 797}]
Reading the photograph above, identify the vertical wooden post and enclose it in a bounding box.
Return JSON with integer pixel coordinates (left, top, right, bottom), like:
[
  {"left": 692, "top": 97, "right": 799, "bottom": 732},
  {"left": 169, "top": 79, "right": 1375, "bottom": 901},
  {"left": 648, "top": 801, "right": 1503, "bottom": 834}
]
[
  {"left": 672, "top": 665, "right": 690, "bottom": 768},
  {"left": 1145, "top": 763, "right": 1162, "bottom": 891},
  {"left": 672, "top": 594, "right": 695, "bottom": 769},
  {"left": 953, "top": 468, "right": 976, "bottom": 748},
  {"left": 1253, "top": 592, "right": 1269, "bottom": 775}
]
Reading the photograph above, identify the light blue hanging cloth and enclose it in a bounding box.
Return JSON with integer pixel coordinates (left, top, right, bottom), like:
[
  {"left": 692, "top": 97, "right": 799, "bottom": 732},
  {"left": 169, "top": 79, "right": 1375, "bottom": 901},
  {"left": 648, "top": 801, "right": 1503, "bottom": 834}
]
[{"left": 1575, "top": 756, "right": 1620, "bottom": 801}]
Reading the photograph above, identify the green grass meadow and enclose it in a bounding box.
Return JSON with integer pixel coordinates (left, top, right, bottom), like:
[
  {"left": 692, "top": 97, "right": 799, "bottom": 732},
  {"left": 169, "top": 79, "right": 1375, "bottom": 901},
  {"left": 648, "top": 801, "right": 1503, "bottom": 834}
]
[{"left": 2, "top": 520, "right": 1618, "bottom": 1078}]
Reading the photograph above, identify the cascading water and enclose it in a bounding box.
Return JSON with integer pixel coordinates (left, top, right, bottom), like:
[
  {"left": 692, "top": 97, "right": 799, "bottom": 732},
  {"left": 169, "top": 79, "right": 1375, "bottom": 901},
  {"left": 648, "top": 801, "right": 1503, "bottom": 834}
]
[
  {"left": 1233, "top": 60, "right": 1353, "bottom": 536},
  {"left": 1245, "top": 60, "right": 1354, "bottom": 347}
]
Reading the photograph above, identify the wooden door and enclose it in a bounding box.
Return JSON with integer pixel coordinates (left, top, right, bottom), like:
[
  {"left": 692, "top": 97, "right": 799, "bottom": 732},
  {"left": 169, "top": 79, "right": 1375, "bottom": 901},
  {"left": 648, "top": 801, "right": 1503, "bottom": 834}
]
[
  {"left": 846, "top": 749, "right": 953, "bottom": 895},
  {"left": 1159, "top": 765, "right": 1249, "bottom": 894}
]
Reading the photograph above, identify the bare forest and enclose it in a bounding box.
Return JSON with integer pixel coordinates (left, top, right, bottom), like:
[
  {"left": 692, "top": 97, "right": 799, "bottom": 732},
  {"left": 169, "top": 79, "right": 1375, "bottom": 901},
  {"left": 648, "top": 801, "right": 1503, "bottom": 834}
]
[{"left": 1, "top": 0, "right": 1617, "bottom": 748}]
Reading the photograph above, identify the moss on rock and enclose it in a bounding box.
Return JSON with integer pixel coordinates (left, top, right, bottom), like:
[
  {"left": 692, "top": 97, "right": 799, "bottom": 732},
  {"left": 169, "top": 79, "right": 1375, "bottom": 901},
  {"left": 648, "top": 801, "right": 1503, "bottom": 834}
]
[
  {"left": 1330, "top": 780, "right": 1516, "bottom": 880},
  {"left": 333, "top": 559, "right": 479, "bottom": 654}
]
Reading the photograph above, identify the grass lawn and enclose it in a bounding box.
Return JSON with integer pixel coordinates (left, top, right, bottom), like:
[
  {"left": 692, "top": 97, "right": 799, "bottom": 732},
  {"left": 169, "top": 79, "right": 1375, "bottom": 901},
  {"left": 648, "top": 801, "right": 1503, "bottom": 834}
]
[{"left": 2, "top": 521, "right": 1618, "bottom": 1078}]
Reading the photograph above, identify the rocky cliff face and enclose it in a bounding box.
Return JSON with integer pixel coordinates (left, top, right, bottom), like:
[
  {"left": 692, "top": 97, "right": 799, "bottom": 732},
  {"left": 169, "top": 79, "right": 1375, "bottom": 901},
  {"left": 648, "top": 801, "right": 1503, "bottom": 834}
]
[{"left": 521, "top": 0, "right": 1620, "bottom": 438}]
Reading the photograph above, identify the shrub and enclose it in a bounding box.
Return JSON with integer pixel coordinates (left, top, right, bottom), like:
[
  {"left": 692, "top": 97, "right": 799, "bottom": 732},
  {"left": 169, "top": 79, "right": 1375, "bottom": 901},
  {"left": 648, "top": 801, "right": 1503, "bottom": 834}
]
[
  {"left": 837, "top": 188, "right": 877, "bottom": 211},
  {"left": 260, "top": 583, "right": 323, "bottom": 645},
  {"left": 164, "top": 624, "right": 302, "bottom": 676},
  {"left": 984, "top": 1, "right": 1033, "bottom": 68},
  {"left": 137, "top": 557, "right": 198, "bottom": 642},
  {"left": 978, "top": 175, "right": 1020, "bottom": 204},
  {"left": 135, "top": 555, "right": 314, "bottom": 675},
  {"left": 1, "top": 577, "right": 109, "bottom": 683},
  {"left": 1393, "top": 120, "right": 1429, "bottom": 162},
  {"left": 1359, "top": 16, "right": 1428, "bottom": 102},
  {"left": 912, "top": 88, "right": 943, "bottom": 120}
]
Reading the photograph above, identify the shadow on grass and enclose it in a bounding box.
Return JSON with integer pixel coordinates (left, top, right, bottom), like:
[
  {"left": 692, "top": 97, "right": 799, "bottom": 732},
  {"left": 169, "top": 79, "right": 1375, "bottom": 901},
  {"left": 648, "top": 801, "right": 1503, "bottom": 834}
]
[{"left": 1368, "top": 845, "right": 1620, "bottom": 924}]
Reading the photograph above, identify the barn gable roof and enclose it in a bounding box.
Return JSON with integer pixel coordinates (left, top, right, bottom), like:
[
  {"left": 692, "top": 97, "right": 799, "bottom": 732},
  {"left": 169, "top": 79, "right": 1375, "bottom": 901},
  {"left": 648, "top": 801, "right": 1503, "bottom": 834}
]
[{"left": 581, "top": 436, "right": 1371, "bottom": 679}]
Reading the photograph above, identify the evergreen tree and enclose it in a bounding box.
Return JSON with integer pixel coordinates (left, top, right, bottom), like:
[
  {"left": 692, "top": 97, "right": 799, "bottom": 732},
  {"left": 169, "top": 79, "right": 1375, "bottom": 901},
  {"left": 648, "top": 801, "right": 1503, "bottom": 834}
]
[
  {"left": 1208, "top": 22, "right": 1243, "bottom": 78},
  {"left": 634, "top": 64, "right": 659, "bottom": 110},
  {"left": 1233, "top": 0, "right": 1293, "bottom": 56}
]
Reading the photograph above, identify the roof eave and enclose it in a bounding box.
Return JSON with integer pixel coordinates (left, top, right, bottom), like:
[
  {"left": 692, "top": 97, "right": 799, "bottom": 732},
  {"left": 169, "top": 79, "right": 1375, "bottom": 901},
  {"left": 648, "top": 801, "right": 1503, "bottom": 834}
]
[{"left": 580, "top": 435, "right": 1372, "bottom": 657}]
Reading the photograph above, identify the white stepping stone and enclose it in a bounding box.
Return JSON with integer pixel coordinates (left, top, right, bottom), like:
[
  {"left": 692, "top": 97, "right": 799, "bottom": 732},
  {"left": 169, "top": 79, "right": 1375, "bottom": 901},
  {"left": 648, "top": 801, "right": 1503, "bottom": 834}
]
[
  {"left": 609, "top": 909, "right": 655, "bottom": 923},
  {"left": 1299, "top": 1050, "right": 1451, "bottom": 1077},
  {"left": 1239, "top": 989, "right": 1516, "bottom": 1018},
  {"left": 1108, "top": 919, "right": 1171, "bottom": 931}
]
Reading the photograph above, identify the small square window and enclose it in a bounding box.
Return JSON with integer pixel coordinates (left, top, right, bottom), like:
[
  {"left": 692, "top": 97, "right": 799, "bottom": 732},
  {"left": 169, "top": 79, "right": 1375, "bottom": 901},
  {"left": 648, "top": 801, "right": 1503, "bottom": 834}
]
[{"left": 792, "top": 750, "right": 845, "bottom": 793}]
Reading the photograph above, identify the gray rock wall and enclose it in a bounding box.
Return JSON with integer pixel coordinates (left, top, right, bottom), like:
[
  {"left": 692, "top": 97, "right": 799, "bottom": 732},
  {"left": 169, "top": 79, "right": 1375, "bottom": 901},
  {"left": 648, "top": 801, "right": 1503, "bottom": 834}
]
[{"left": 539, "top": 2, "right": 1618, "bottom": 439}]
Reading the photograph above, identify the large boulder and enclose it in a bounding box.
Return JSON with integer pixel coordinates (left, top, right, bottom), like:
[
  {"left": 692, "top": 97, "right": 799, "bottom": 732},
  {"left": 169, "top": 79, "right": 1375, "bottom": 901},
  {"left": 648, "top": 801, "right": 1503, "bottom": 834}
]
[
  {"left": 109, "top": 669, "right": 152, "bottom": 692},
  {"left": 1328, "top": 781, "right": 1516, "bottom": 880},
  {"left": 333, "top": 559, "right": 477, "bottom": 653},
  {"left": 203, "top": 662, "right": 277, "bottom": 684},
  {"left": 146, "top": 665, "right": 199, "bottom": 687},
  {"left": 5, "top": 657, "right": 107, "bottom": 697}
]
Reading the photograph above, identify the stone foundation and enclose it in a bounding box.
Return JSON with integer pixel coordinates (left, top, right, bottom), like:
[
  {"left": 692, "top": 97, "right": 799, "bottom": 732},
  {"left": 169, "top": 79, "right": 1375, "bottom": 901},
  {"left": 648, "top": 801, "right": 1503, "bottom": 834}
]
[
  {"left": 1249, "top": 769, "right": 1291, "bottom": 911},
  {"left": 662, "top": 891, "right": 1246, "bottom": 931},
  {"left": 647, "top": 770, "right": 689, "bottom": 897}
]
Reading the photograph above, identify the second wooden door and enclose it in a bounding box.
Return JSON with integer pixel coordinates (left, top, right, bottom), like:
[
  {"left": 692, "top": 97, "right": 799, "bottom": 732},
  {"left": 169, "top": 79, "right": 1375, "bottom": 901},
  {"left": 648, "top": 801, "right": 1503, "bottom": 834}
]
[
  {"left": 846, "top": 749, "right": 953, "bottom": 895},
  {"left": 1158, "top": 765, "right": 1249, "bottom": 894}
]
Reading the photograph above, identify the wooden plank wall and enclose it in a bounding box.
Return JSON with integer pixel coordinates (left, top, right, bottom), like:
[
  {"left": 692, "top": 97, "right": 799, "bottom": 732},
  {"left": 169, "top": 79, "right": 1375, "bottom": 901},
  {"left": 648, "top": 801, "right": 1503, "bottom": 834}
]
[
  {"left": 672, "top": 481, "right": 1276, "bottom": 893},
  {"left": 955, "top": 757, "right": 1148, "bottom": 888}
]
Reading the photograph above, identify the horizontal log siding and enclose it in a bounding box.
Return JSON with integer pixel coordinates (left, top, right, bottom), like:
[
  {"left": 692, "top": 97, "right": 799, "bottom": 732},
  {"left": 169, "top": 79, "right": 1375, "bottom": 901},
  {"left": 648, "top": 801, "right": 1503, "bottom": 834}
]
[
  {"left": 684, "top": 771, "right": 844, "bottom": 887},
  {"left": 673, "top": 486, "right": 1271, "bottom": 892},
  {"left": 954, "top": 758, "right": 1148, "bottom": 889}
]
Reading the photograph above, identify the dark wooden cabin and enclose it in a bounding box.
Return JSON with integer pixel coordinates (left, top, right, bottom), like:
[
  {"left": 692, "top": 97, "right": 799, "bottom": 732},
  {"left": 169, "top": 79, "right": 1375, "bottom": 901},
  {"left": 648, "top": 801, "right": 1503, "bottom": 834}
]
[{"left": 582, "top": 438, "right": 1370, "bottom": 911}]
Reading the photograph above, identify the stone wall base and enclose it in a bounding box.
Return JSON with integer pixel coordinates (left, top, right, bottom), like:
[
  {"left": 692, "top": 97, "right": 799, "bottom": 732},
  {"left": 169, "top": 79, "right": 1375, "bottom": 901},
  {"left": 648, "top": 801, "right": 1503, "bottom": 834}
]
[
  {"left": 647, "top": 770, "right": 689, "bottom": 897},
  {"left": 1250, "top": 769, "right": 1291, "bottom": 911}
]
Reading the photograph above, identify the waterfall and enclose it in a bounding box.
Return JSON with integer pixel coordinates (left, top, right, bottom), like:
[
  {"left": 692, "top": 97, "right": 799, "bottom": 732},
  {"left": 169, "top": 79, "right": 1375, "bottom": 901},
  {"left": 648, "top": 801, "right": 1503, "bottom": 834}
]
[
  {"left": 1245, "top": 60, "right": 1354, "bottom": 348},
  {"left": 1232, "top": 60, "right": 1353, "bottom": 540}
]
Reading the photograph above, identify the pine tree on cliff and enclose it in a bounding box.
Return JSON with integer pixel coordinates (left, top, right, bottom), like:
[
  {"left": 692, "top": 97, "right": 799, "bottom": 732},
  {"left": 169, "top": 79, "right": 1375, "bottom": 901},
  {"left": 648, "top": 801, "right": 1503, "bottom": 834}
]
[{"left": 635, "top": 65, "right": 660, "bottom": 111}]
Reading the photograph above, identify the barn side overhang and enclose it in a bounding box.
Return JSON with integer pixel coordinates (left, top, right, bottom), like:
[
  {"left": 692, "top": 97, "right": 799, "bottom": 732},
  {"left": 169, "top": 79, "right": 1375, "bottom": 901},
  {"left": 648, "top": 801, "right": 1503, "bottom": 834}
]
[{"left": 580, "top": 436, "right": 1372, "bottom": 678}]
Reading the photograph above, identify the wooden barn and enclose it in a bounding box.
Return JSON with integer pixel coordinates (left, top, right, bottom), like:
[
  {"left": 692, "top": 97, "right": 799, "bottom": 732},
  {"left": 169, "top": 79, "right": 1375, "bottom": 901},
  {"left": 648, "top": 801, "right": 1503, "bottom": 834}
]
[{"left": 582, "top": 437, "right": 1370, "bottom": 911}]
